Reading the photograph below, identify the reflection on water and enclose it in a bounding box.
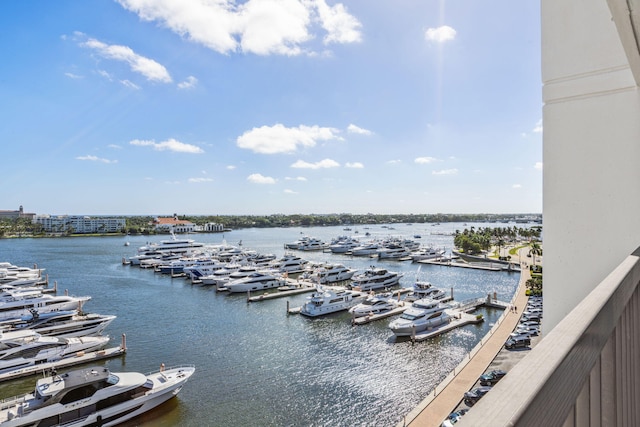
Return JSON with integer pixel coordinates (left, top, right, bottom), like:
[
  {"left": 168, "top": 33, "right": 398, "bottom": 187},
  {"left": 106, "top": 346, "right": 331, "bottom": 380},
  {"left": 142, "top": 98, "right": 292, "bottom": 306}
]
[{"left": 0, "top": 223, "right": 520, "bottom": 426}]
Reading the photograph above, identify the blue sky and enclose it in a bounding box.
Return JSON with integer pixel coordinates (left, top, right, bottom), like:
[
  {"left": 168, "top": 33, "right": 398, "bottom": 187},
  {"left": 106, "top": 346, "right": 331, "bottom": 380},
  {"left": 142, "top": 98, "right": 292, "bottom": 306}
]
[{"left": 1, "top": 0, "right": 541, "bottom": 216}]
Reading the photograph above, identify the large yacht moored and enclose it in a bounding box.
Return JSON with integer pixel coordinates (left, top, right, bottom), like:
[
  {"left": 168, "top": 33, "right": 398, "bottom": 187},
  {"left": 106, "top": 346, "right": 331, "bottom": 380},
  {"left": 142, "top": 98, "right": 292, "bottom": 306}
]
[{"left": 0, "top": 364, "right": 195, "bottom": 427}]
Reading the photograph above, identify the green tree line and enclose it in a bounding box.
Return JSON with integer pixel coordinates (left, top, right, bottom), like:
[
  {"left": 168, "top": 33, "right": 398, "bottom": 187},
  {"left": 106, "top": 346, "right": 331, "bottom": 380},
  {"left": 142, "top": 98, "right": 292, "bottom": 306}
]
[{"left": 0, "top": 213, "right": 541, "bottom": 238}]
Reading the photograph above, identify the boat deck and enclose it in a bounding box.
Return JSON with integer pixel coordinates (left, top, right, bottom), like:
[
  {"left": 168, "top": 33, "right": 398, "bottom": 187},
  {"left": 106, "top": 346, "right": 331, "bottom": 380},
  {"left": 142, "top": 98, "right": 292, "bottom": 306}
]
[
  {"left": 351, "top": 303, "right": 409, "bottom": 325},
  {"left": 408, "top": 311, "right": 484, "bottom": 342}
]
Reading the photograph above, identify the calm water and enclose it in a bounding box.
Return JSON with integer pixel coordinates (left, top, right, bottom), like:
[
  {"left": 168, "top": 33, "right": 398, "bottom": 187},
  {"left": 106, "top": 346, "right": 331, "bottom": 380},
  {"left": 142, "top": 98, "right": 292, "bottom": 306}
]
[{"left": 0, "top": 223, "right": 520, "bottom": 427}]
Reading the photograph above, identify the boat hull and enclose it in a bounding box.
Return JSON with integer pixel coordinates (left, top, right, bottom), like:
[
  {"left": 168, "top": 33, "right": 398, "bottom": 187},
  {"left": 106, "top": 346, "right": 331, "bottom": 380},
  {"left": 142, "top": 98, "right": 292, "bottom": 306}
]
[
  {"left": 0, "top": 366, "right": 194, "bottom": 427},
  {"left": 389, "top": 313, "right": 451, "bottom": 336}
]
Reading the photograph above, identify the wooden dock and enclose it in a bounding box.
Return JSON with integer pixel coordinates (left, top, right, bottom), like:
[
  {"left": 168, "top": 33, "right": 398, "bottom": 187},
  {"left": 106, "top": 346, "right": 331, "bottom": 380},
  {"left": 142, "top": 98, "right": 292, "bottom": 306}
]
[{"left": 247, "top": 284, "right": 316, "bottom": 302}]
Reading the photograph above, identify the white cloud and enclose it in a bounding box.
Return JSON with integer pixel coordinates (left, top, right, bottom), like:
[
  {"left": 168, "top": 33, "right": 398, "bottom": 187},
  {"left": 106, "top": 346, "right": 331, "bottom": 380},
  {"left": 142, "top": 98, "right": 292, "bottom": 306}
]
[
  {"left": 188, "top": 177, "right": 213, "bottom": 183},
  {"left": 76, "top": 155, "right": 118, "bottom": 164},
  {"left": 284, "top": 189, "right": 298, "bottom": 194},
  {"left": 237, "top": 123, "right": 341, "bottom": 154},
  {"left": 116, "top": 0, "right": 362, "bottom": 56},
  {"left": 178, "top": 76, "right": 198, "bottom": 89},
  {"left": 415, "top": 156, "right": 439, "bottom": 164},
  {"left": 314, "top": 0, "right": 362, "bottom": 44},
  {"left": 425, "top": 25, "right": 456, "bottom": 43},
  {"left": 97, "top": 70, "right": 113, "bottom": 81},
  {"left": 432, "top": 168, "right": 458, "bottom": 175},
  {"left": 533, "top": 119, "right": 543, "bottom": 133},
  {"left": 347, "top": 124, "right": 372, "bottom": 135},
  {"left": 65, "top": 72, "right": 83, "bottom": 79},
  {"left": 285, "top": 176, "right": 307, "bottom": 181},
  {"left": 130, "top": 138, "right": 204, "bottom": 153},
  {"left": 534, "top": 162, "right": 543, "bottom": 170},
  {"left": 226, "top": 165, "right": 237, "bottom": 170},
  {"left": 120, "top": 80, "right": 141, "bottom": 90},
  {"left": 108, "top": 144, "right": 122, "bottom": 149},
  {"left": 238, "top": 0, "right": 311, "bottom": 56},
  {"left": 345, "top": 162, "right": 364, "bottom": 169},
  {"left": 291, "top": 159, "right": 340, "bottom": 169},
  {"left": 247, "top": 173, "right": 276, "bottom": 184},
  {"left": 81, "top": 36, "right": 172, "bottom": 83},
  {"left": 512, "top": 184, "right": 522, "bottom": 189},
  {"left": 387, "top": 159, "right": 402, "bottom": 165}
]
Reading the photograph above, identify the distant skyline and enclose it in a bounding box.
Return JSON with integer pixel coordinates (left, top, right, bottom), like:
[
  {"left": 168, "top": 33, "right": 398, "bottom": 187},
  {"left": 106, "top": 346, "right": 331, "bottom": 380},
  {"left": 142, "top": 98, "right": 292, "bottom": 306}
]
[{"left": 1, "top": 1, "right": 541, "bottom": 216}]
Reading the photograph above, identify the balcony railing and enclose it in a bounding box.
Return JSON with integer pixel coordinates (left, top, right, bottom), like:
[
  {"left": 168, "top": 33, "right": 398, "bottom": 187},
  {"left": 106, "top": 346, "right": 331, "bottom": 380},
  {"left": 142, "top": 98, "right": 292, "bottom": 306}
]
[{"left": 458, "top": 247, "right": 640, "bottom": 426}]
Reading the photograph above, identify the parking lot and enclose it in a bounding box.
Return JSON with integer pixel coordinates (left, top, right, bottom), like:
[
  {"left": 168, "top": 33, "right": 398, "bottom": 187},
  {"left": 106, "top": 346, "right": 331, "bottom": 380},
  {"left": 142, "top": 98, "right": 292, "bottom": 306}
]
[{"left": 442, "top": 295, "right": 543, "bottom": 426}]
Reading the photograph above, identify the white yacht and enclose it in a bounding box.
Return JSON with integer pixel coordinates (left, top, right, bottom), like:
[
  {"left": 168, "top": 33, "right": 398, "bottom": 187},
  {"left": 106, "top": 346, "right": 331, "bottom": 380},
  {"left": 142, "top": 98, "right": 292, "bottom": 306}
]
[
  {"left": 204, "top": 264, "right": 258, "bottom": 289},
  {"left": 245, "top": 252, "right": 277, "bottom": 266},
  {"left": 0, "top": 293, "right": 91, "bottom": 321},
  {"left": 304, "top": 263, "right": 356, "bottom": 284},
  {"left": 0, "top": 329, "right": 109, "bottom": 374},
  {"left": 349, "top": 267, "right": 403, "bottom": 291},
  {"left": 225, "top": 272, "right": 286, "bottom": 293},
  {"left": 0, "top": 310, "right": 116, "bottom": 338},
  {"left": 348, "top": 292, "right": 401, "bottom": 317},
  {"left": 376, "top": 245, "right": 411, "bottom": 260},
  {"left": 410, "top": 246, "right": 446, "bottom": 262},
  {"left": 388, "top": 298, "right": 451, "bottom": 336},
  {"left": 406, "top": 281, "right": 448, "bottom": 301},
  {"left": 0, "top": 364, "right": 195, "bottom": 427},
  {"left": 296, "top": 238, "right": 328, "bottom": 251},
  {"left": 185, "top": 260, "right": 229, "bottom": 281},
  {"left": 156, "top": 256, "right": 211, "bottom": 275},
  {"left": 0, "top": 264, "right": 45, "bottom": 286},
  {"left": 270, "top": 254, "right": 308, "bottom": 274},
  {"left": 128, "top": 234, "right": 205, "bottom": 264},
  {"left": 350, "top": 242, "right": 380, "bottom": 256},
  {"left": 328, "top": 236, "right": 360, "bottom": 253},
  {"left": 284, "top": 236, "right": 311, "bottom": 250},
  {"left": 300, "top": 286, "right": 366, "bottom": 317}
]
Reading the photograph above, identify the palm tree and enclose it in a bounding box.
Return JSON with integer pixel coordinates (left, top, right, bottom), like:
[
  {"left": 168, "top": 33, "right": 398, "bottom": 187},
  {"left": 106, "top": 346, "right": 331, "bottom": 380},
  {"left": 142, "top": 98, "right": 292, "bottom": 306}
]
[{"left": 529, "top": 241, "right": 543, "bottom": 266}]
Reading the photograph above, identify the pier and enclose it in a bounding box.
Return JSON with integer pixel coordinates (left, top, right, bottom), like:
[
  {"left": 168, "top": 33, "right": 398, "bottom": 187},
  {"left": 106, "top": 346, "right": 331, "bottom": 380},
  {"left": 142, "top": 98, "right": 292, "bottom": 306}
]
[
  {"left": 247, "top": 283, "right": 316, "bottom": 302},
  {"left": 418, "top": 259, "right": 520, "bottom": 272}
]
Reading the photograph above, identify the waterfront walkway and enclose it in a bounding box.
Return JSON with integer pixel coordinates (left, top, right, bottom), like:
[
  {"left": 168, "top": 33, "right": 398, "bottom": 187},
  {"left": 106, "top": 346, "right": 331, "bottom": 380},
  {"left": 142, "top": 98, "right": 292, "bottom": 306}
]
[{"left": 401, "top": 252, "right": 532, "bottom": 427}]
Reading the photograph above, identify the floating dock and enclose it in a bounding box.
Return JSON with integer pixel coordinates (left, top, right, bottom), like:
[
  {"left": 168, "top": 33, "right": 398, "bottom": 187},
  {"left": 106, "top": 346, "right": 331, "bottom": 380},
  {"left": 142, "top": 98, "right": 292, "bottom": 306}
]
[
  {"left": 418, "top": 259, "right": 505, "bottom": 271},
  {"left": 247, "top": 284, "right": 316, "bottom": 302},
  {"left": 408, "top": 311, "right": 484, "bottom": 342},
  {"left": 0, "top": 335, "right": 127, "bottom": 382}
]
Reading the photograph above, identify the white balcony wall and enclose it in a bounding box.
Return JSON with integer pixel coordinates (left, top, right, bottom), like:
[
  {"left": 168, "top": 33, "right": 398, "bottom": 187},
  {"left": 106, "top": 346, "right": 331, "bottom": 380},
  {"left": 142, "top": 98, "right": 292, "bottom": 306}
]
[{"left": 543, "top": 0, "right": 640, "bottom": 331}]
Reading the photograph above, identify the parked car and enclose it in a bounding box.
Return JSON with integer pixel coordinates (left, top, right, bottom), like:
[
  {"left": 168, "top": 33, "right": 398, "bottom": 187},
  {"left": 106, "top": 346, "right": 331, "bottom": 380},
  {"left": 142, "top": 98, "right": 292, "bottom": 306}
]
[
  {"left": 521, "top": 314, "right": 541, "bottom": 323},
  {"left": 505, "top": 336, "right": 531, "bottom": 349},
  {"left": 520, "top": 320, "right": 540, "bottom": 328},
  {"left": 441, "top": 408, "right": 468, "bottom": 426},
  {"left": 464, "top": 386, "right": 492, "bottom": 406},
  {"left": 515, "top": 326, "right": 539, "bottom": 337},
  {"left": 523, "top": 309, "right": 543, "bottom": 317},
  {"left": 479, "top": 369, "right": 507, "bottom": 386}
]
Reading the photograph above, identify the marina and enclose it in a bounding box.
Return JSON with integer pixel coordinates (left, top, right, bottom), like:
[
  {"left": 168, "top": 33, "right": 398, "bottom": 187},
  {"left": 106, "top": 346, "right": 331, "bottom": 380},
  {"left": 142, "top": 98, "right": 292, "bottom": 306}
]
[{"left": 0, "top": 222, "right": 524, "bottom": 427}]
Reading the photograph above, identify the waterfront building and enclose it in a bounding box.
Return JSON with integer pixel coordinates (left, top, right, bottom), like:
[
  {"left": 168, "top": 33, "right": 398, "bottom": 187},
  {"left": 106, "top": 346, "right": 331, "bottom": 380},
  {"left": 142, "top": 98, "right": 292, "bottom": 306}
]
[
  {"left": 0, "top": 205, "right": 35, "bottom": 220},
  {"left": 32, "top": 214, "right": 126, "bottom": 234},
  {"left": 454, "top": 1, "right": 640, "bottom": 426},
  {"left": 153, "top": 216, "right": 196, "bottom": 233},
  {"left": 201, "top": 222, "right": 225, "bottom": 232}
]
